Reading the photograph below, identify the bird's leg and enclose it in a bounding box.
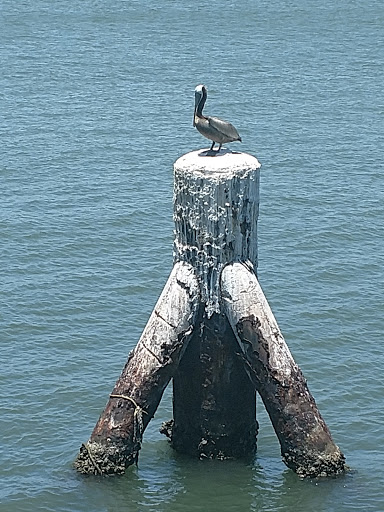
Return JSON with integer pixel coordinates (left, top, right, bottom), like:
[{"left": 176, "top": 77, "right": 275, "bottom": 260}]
[
  {"left": 217, "top": 143, "right": 222, "bottom": 152},
  {"left": 210, "top": 141, "right": 215, "bottom": 151}
]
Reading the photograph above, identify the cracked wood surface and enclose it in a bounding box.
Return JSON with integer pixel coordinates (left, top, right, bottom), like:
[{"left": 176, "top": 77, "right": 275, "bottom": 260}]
[
  {"left": 173, "top": 149, "right": 261, "bottom": 317},
  {"left": 221, "top": 262, "right": 346, "bottom": 478},
  {"left": 75, "top": 261, "right": 201, "bottom": 474},
  {"left": 163, "top": 150, "right": 261, "bottom": 460}
]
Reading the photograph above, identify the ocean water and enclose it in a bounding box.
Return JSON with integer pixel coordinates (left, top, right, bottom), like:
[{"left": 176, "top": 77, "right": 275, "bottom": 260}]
[{"left": 1, "top": 0, "right": 383, "bottom": 510}]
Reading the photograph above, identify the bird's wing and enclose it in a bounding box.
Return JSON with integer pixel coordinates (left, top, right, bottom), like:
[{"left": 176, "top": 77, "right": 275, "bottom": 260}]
[{"left": 207, "top": 116, "right": 240, "bottom": 140}]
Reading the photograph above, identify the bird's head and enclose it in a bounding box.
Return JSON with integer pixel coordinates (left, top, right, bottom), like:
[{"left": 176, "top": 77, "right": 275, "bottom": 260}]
[{"left": 194, "top": 84, "right": 207, "bottom": 107}]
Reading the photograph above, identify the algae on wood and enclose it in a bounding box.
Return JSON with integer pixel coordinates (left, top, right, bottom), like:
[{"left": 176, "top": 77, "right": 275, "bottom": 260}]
[{"left": 221, "top": 261, "right": 346, "bottom": 478}]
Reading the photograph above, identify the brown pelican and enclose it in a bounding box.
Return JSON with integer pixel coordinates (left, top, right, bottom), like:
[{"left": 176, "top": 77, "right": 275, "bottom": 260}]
[{"left": 193, "top": 84, "right": 242, "bottom": 152}]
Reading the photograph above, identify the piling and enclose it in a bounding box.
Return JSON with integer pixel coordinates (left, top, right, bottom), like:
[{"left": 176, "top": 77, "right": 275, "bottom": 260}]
[
  {"left": 75, "top": 148, "right": 346, "bottom": 478},
  {"left": 164, "top": 149, "right": 261, "bottom": 459}
]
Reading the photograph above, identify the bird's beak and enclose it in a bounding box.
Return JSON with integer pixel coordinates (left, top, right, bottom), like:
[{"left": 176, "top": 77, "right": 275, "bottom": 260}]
[
  {"left": 194, "top": 91, "right": 201, "bottom": 109},
  {"left": 193, "top": 91, "right": 201, "bottom": 126}
]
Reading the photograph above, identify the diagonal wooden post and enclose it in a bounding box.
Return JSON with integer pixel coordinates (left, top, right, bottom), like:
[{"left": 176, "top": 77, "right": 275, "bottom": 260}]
[
  {"left": 75, "top": 261, "right": 200, "bottom": 474},
  {"left": 221, "top": 262, "right": 346, "bottom": 477}
]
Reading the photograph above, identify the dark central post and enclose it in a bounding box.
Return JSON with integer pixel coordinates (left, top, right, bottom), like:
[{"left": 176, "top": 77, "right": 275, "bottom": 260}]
[{"left": 163, "top": 149, "right": 261, "bottom": 459}]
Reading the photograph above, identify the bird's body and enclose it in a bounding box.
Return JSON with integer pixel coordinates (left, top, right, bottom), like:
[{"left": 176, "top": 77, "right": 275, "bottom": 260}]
[{"left": 193, "top": 84, "right": 241, "bottom": 152}]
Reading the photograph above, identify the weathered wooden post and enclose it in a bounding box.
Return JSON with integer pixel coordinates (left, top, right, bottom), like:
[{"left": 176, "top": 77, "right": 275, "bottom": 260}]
[
  {"left": 162, "top": 149, "right": 261, "bottom": 460},
  {"left": 75, "top": 147, "right": 346, "bottom": 477},
  {"left": 75, "top": 261, "right": 201, "bottom": 474},
  {"left": 221, "top": 262, "right": 346, "bottom": 477}
]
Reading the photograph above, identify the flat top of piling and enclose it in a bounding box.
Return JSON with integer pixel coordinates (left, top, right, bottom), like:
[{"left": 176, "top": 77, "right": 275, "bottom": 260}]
[{"left": 174, "top": 149, "right": 261, "bottom": 178}]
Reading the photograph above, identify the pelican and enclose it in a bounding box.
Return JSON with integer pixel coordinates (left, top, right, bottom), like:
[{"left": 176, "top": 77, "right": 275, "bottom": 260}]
[{"left": 193, "top": 84, "right": 242, "bottom": 152}]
